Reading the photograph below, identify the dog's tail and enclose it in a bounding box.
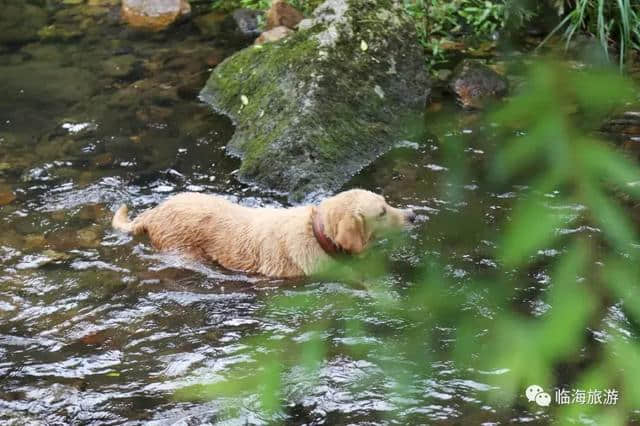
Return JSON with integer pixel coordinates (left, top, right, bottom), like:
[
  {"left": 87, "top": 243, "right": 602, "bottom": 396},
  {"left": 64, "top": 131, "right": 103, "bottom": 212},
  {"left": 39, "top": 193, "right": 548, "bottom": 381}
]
[{"left": 112, "top": 205, "right": 134, "bottom": 233}]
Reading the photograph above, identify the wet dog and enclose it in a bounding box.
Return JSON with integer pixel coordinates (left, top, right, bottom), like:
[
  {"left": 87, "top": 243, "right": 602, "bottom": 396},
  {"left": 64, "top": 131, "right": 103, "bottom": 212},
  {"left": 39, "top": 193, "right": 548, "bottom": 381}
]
[{"left": 112, "top": 189, "right": 415, "bottom": 278}]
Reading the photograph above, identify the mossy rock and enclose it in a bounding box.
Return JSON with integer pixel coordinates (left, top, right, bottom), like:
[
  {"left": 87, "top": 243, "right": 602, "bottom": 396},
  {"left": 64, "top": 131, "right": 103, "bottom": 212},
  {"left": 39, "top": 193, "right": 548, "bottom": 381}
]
[{"left": 200, "top": 0, "right": 430, "bottom": 202}]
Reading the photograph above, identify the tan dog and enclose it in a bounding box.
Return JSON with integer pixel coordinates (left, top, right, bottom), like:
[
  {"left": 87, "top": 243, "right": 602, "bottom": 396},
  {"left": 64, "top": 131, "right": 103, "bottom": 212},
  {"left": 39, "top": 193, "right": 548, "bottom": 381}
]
[{"left": 112, "top": 189, "right": 415, "bottom": 278}]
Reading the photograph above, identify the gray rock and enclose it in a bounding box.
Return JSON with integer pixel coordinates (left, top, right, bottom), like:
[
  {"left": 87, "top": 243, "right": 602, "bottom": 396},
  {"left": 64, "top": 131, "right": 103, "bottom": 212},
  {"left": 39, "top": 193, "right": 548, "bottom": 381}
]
[
  {"left": 200, "top": 0, "right": 429, "bottom": 201},
  {"left": 448, "top": 59, "right": 508, "bottom": 109},
  {"left": 228, "top": 8, "right": 262, "bottom": 38}
]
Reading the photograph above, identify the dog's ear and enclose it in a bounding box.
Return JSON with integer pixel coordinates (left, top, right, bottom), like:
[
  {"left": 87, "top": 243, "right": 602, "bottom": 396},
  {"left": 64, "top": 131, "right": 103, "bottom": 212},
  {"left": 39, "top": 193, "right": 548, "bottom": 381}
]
[{"left": 335, "top": 213, "right": 366, "bottom": 254}]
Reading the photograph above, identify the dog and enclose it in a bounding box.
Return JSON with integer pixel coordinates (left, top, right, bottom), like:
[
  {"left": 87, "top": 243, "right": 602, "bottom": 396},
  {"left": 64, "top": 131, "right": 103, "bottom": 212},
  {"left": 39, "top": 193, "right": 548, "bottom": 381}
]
[{"left": 112, "top": 189, "right": 415, "bottom": 278}]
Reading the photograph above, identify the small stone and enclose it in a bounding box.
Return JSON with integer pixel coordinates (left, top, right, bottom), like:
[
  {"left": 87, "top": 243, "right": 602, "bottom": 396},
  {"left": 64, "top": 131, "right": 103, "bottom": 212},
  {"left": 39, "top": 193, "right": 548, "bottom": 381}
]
[
  {"left": 121, "top": 0, "right": 190, "bottom": 31},
  {"left": 229, "top": 8, "right": 261, "bottom": 38},
  {"left": 78, "top": 203, "right": 109, "bottom": 221},
  {"left": 205, "top": 48, "right": 226, "bottom": 67},
  {"left": 76, "top": 227, "right": 100, "bottom": 247},
  {"left": 0, "top": 188, "right": 16, "bottom": 206},
  {"left": 15, "top": 250, "right": 69, "bottom": 269},
  {"left": 297, "top": 18, "right": 313, "bottom": 30},
  {"left": 80, "top": 331, "right": 108, "bottom": 345},
  {"left": 255, "top": 26, "right": 293, "bottom": 44},
  {"left": 47, "top": 230, "right": 78, "bottom": 250},
  {"left": 265, "top": 0, "right": 303, "bottom": 30},
  {"left": 24, "top": 234, "right": 46, "bottom": 249},
  {"left": 448, "top": 59, "right": 508, "bottom": 110},
  {"left": 93, "top": 152, "right": 114, "bottom": 167},
  {"left": 43, "top": 249, "right": 70, "bottom": 262}
]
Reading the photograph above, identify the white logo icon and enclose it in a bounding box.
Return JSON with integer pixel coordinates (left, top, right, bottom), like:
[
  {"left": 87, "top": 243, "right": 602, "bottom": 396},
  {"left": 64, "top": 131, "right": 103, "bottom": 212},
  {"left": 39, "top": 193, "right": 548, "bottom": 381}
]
[
  {"left": 526, "top": 384, "right": 551, "bottom": 406},
  {"left": 535, "top": 392, "right": 551, "bottom": 406}
]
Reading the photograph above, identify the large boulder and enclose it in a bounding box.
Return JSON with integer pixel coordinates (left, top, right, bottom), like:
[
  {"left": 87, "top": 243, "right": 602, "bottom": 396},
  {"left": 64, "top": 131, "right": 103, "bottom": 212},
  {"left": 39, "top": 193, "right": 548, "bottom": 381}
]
[{"left": 200, "top": 0, "right": 429, "bottom": 201}]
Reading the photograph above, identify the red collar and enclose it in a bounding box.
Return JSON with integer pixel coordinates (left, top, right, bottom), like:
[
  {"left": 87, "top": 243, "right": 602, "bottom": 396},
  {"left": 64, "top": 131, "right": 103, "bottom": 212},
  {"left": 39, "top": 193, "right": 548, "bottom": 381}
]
[{"left": 312, "top": 209, "right": 345, "bottom": 258}]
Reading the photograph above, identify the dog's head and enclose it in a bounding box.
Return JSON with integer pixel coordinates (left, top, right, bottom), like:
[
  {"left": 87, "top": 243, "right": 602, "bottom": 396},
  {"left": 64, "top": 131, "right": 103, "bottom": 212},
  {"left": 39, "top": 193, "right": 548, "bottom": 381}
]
[{"left": 318, "top": 189, "right": 415, "bottom": 255}]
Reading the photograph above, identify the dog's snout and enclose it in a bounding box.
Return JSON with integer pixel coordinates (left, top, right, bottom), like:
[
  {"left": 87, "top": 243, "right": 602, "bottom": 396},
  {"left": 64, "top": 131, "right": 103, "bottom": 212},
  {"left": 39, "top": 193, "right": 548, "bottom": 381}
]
[{"left": 405, "top": 210, "right": 416, "bottom": 224}]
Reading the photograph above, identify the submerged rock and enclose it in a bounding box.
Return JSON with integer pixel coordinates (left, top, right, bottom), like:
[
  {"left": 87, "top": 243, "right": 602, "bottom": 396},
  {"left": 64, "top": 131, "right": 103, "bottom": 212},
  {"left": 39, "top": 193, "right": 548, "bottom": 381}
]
[
  {"left": 200, "top": 0, "right": 429, "bottom": 201},
  {"left": 266, "top": 0, "right": 304, "bottom": 30},
  {"left": 448, "top": 59, "right": 508, "bottom": 109},
  {"left": 601, "top": 111, "right": 640, "bottom": 160},
  {"left": 193, "top": 11, "right": 226, "bottom": 37},
  {"left": 37, "top": 25, "right": 84, "bottom": 41},
  {"left": 102, "top": 54, "right": 139, "bottom": 78},
  {"left": 0, "top": 0, "right": 47, "bottom": 45},
  {"left": 76, "top": 227, "right": 100, "bottom": 247},
  {"left": 0, "top": 187, "right": 16, "bottom": 206},
  {"left": 121, "top": 0, "right": 191, "bottom": 31},
  {"left": 2, "top": 62, "right": 96, "bottom": 105}
]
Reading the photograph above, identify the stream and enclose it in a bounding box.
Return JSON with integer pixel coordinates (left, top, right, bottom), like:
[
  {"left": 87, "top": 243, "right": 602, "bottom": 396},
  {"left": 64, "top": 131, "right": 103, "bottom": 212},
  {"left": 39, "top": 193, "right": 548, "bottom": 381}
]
[{"left": 1, "top": 1, "right": 638, "bottom": 425}]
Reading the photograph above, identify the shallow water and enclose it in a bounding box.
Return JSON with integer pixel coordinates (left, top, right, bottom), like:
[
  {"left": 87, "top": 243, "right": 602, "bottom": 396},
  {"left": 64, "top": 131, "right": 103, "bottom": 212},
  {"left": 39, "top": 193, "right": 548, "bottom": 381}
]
[{"left": 1, "top": 1, "right": 638, "bottom": 425}]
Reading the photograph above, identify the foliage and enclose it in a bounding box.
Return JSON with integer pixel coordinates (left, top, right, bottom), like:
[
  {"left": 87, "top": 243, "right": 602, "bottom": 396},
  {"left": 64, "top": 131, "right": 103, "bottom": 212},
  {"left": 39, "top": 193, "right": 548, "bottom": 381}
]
[
  {"left": 211, "top": 0, "right": 323, "bottom": 15},
  {"left": 177, "top": 59, "right": 640, "bottom": 424},
  {"left": 406, "top": 0, "right": 503, "bottom": 64},
  {"left": 211, "top": 0, "right": 269, "bottom": 12},
  {"left": 404, "top": 0, "right": 535, "bottom": 66},
  {"left": 543, "top": 0, "right": 640, "bottom": 69}
]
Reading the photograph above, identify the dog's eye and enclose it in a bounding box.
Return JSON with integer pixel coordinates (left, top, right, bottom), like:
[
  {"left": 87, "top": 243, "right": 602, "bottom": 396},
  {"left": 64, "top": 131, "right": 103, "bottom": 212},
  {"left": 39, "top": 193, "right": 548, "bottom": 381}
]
[{"left": 379, "top": 207, "right": 386, "bottom": 217}]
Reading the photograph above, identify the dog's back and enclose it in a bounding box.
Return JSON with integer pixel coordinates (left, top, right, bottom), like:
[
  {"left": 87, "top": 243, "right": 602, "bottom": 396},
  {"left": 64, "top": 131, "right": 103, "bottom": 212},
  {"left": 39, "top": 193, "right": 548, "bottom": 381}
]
[{"left": 112, "top": 193, "right": 320, "bottom": 276}]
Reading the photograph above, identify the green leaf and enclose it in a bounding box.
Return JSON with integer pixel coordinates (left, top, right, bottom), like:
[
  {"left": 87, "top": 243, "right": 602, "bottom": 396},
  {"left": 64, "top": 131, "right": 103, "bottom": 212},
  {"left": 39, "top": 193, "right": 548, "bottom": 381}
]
[
  {"left": 536, "top": 242, "right": 595, "bottom": 361},
  {"left": 581, "top": 180, "right": 637, "bottom": 250},
  {"left": 259, "top": 358, "right": 282, "bottom": 413},
  {"left": 500, "top": 195, "right": 566, "bottom": 267},
  {"left": 571, "top": 70, "right": 635, "bottom": 113},
  {"left": 580, "top": 139, "right": 640, "bottom": 199}
]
